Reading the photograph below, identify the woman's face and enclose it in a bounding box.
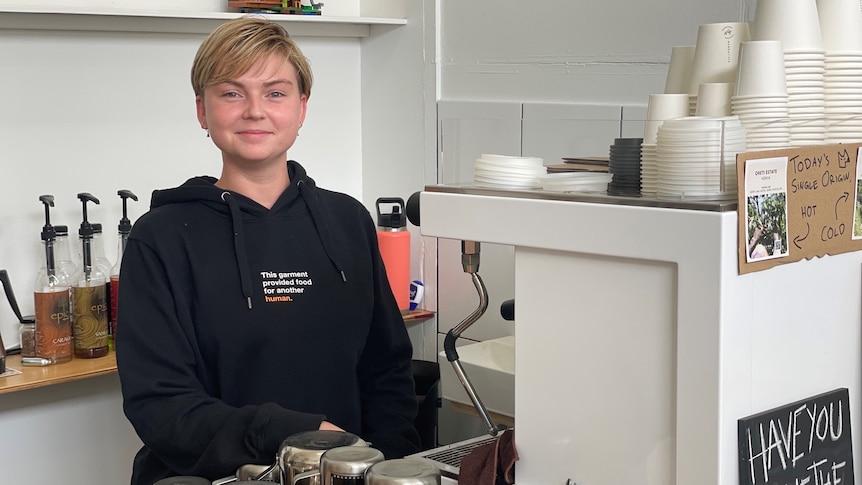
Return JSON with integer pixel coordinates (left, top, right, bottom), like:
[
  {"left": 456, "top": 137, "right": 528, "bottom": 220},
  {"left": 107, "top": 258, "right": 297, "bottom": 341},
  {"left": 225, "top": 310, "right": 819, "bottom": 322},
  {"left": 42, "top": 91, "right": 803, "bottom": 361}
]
[{"left": 196, "top": 53, "right": 307, "bottom": 171}]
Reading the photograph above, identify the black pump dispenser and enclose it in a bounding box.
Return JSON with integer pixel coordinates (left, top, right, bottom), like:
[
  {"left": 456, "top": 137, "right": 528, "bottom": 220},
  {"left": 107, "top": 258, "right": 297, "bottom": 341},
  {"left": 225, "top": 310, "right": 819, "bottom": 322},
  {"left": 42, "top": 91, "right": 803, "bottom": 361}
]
[
  {"left": 76, "top": 193, "right": 100, "bottom": 282},
  {"left": 117, "top": 189, "right": 138, "bottom": 252},
  {"left": 39, "top": 195, "right": 57, "bottom": 279}
]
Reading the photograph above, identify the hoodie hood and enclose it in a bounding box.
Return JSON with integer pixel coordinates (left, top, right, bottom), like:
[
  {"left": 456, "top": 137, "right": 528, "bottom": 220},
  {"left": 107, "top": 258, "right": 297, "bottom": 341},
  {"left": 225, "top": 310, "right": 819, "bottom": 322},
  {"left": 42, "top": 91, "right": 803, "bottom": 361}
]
[{"left": 149, "top": 161, "right": 347, "bottom": 309}]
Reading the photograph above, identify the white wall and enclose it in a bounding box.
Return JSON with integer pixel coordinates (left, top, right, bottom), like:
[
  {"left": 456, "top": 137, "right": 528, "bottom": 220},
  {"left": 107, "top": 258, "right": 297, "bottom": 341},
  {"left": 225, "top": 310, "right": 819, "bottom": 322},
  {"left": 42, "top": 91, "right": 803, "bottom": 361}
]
[
  {"left": 0, "top": 25, "right": 363, "bottom": 346},
  {"left": 0, "top": 5, "right": 403, "bottom": 484},
  {"left": 0, "top": 375, "right": 142, "bottom": 483},
  {"left": 438, "top": 0, "right": 755, "bottom": 103}
]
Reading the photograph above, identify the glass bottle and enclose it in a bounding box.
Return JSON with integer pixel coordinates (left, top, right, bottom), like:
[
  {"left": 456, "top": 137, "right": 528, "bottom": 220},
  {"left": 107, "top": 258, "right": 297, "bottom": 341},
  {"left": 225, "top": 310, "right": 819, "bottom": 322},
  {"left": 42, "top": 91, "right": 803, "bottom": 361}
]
[
  {"left": 19, "top": 322, "right": 36, "bottom": 358},
  {"left": 34, "top": 195, "right": 74, "bottom": 364},
  {"left": 71, "top": 193, "right": 109, "bottom": 359},
  {"left": 54, "top": 225, "right": 79, "bottom": 282},
  {"left": 91, "top": 223, "right": 114, "bottom": 345},
  {"left": 110, "top": 190, "right": 138, "bottom": 347}
]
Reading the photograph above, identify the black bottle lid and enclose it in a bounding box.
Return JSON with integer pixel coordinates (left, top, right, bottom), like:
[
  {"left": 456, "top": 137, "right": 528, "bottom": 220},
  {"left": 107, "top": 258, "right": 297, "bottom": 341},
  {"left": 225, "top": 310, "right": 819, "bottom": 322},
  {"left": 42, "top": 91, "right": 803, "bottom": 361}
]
[{"left": 376, "top": 197, "right": 407, "bottom": 229}]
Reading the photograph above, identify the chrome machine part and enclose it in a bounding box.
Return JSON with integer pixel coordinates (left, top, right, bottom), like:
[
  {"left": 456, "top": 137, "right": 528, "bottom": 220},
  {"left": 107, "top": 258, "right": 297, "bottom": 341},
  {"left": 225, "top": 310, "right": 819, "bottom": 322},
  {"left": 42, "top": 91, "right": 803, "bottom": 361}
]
[{"left": 442, "top": 241, "right": 506, "bottom": 437}]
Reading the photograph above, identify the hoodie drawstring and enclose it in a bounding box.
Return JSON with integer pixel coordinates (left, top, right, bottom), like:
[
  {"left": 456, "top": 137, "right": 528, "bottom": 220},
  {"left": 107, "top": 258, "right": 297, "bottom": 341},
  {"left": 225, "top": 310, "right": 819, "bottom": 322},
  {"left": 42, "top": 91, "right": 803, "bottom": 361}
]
[
  {"left": 221, "top": 191, "right": 254, "bottom": 309},
  {"left": 297, "top": 180, "right": 348, "bottom": 282}
]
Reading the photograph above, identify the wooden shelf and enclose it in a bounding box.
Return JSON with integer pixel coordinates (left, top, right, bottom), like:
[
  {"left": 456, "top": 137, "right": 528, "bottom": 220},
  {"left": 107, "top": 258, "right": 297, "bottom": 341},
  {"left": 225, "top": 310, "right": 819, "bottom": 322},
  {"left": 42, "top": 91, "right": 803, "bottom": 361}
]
[
  {"left": 0, "top": 351, "right": 117, "bottom": 395},
  {"left": 403, "top": 309, "right": 435, "bottom": 326},
  {"left": 0, "top": 311, "right": 432, "bottom": 395},
  {"left": 0, "top": 6, "right": 406, "bottom": 37}
]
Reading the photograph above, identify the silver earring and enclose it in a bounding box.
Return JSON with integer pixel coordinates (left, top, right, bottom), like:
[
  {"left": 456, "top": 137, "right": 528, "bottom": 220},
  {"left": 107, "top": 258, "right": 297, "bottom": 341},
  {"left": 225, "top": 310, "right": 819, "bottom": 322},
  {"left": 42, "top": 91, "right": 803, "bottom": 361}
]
[{"left": 206, "top": 130, "right": 210, "bottom": 138}]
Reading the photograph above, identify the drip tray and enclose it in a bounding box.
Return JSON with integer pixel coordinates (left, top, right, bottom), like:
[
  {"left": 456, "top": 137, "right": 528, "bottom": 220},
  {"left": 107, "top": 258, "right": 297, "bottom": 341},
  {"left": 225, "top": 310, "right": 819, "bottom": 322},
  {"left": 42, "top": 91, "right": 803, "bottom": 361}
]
[{"left": 408, "top": 434, "right": 500, "bottom": 480}]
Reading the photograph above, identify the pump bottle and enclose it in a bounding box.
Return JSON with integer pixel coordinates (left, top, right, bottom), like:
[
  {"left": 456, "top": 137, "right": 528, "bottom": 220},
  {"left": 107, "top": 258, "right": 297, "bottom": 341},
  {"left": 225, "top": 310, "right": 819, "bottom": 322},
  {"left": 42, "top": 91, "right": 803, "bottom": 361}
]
[
  {"left": 34, "top": 195, "right": 73, "bottom": 364},
  {"left": 375, "top": 197, "right": 411, "bottom": 312},
  {"left": 54, "top": 225, "right": 78, "bottom": 282},
  {"left": 71, "top": 193, "right": 109, "bottom": 359},
  {"left": 91, "top": 222, "right": 113, "bottom": 342},
  {"left": 110, "top": 190, "right": 138, "bottom": 346}
]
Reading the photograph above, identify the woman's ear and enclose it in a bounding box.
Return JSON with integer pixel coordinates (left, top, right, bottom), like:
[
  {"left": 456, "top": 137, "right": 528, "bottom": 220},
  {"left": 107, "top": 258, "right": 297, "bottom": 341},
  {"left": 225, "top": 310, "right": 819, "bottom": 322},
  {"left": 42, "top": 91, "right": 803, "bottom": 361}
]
[{"left": 196, "top": 95, "right": 207, "bottom": 129}]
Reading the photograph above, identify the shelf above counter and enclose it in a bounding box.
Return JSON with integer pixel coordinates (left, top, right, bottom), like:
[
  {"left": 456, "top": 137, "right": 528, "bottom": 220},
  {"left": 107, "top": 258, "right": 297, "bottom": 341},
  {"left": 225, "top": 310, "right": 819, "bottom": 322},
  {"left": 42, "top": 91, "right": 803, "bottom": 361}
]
[
  {"left": 0, "top": 310, "right": 433, "bottom": 395},
  {"left": 0, "top": 351, "right": 118, "bottom": 395},
  {"left": 0, "top": 6, "right": 406, "bottom": 37}
]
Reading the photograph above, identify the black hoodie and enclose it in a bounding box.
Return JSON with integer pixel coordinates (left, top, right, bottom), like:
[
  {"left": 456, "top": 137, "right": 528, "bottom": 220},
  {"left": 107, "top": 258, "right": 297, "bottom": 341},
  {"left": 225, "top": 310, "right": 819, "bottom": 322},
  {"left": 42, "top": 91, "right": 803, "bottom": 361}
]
[{"left": 115, "top": 161, "right": 420, "bottom": 484}]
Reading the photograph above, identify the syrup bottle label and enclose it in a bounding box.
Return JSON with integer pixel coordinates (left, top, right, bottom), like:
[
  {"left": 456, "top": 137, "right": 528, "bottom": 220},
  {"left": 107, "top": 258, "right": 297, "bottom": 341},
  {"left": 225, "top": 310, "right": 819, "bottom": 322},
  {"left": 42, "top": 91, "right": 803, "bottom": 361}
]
[{"left": 35, "top": 290, "right": 73, "bottom": 361}]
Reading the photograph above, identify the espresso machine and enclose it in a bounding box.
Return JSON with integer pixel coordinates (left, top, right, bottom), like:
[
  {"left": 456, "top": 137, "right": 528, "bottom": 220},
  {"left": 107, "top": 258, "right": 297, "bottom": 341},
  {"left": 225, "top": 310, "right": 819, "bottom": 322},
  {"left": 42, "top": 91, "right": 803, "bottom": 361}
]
[{"left": 407, "top": 184, "right": 862, "bottom": 485}]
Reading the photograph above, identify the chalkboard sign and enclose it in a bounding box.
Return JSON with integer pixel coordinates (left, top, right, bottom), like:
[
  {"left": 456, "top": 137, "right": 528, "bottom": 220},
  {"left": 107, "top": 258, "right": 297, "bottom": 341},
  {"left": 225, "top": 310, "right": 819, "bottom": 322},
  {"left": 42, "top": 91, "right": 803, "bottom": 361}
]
[{"left": 738, "top": 388, "right": 853, "bottom": 485}]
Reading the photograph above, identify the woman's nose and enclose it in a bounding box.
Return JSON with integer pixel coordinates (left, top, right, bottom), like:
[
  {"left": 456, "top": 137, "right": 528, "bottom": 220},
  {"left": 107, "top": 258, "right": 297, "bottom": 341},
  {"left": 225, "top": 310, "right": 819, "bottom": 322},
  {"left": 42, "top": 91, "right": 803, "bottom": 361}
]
[{"left": 243, "top": 97, "right": 265, "bottom": 119}]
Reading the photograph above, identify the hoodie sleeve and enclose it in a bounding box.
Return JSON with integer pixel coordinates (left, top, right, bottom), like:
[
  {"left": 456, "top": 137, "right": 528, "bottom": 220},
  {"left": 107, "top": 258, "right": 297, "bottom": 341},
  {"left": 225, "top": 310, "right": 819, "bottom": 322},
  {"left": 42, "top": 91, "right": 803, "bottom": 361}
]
[
  {"left": 115, "top": 225, "right": 325, "bottom": 481},
  {"left": 354, "top": 215, "right": 422, "bottom": 458}
]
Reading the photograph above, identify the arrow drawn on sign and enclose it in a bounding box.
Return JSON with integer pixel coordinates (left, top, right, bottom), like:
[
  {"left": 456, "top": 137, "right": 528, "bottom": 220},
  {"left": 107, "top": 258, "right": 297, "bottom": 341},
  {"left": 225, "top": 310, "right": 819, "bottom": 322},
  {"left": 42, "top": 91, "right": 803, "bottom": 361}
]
[
  {"left": 837, "top": 148, "right": 851, "bottom": 169},
  {"left": 835, "top": 192, "right": 849, "bottom": 219},
  {"left": 794, "top": 222, "right": 810, "bottom": 250}
]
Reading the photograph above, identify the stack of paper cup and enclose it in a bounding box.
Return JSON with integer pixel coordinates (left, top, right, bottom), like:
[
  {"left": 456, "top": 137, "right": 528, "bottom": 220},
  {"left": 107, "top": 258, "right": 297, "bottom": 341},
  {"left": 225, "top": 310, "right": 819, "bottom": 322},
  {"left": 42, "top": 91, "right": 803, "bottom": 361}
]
[
  {"left": 817, "top": 0, "right": 862, "bottom": 142},
  {"left": 752, "top": 0, "right": 827, "bottom": 146},
  {"left": 687, "top": 22, "right": 750, "bottom": 116},
  {"left": 664, "top": 45, "right": 696, "bottom": 94},
  {"left": 696, "top": 83, "right": 735, "bottom": 116},
  {"left": 642, "top": 93, "right": 690, "bottom": 196},
  {"left": 732, "top": 40, "right": 791, "bottom": 150}
]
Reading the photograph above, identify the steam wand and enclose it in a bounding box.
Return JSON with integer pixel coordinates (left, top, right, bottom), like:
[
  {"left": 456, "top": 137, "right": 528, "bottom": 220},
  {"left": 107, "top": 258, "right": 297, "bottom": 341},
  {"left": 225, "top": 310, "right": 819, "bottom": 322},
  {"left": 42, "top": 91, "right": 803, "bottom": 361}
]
[{"left": 443, "top": 240, "right": 507, "bottom": 437}]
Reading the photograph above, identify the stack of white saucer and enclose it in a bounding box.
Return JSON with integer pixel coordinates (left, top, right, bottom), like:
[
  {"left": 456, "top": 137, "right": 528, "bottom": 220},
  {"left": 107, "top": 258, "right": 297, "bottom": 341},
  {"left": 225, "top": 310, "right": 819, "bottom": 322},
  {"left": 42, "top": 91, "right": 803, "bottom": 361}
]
[
  {"left": 537, "top": 172, "right": 612, "bottom": 193},
  {"left": 472, "top": 154, "right": 546, "bottom": 190},
  {"left": 655, "top": 116, "right": 746, "bottom": 200},
  {"left": 642, "top": 93, "right": 690, "bottom": 196}
]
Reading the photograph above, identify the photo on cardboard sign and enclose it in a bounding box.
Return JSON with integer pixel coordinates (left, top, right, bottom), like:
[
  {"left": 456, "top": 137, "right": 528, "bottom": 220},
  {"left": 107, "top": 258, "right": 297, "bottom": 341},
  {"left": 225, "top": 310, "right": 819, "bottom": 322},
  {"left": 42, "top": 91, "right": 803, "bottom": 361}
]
[
  {"left": 853, "top": 147, "right": 862, "bottom": 239},
  {"left": 746, "top": 192, "right": 789, "bottom": 261}
]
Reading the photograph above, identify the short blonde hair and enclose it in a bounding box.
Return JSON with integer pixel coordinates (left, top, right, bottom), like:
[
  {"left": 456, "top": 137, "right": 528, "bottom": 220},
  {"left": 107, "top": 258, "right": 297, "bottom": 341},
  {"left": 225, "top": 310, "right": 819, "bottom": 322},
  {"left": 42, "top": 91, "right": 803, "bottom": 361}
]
[{"left": 191, "top": 16, "right": 313, "bottom": 99}]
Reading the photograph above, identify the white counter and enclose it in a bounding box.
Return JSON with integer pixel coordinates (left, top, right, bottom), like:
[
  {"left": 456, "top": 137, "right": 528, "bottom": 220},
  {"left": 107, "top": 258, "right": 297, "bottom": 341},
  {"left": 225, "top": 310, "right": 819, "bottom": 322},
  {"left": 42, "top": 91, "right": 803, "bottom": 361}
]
[{"left": 419, "top": 186, "right": 862, "bottom": 485}]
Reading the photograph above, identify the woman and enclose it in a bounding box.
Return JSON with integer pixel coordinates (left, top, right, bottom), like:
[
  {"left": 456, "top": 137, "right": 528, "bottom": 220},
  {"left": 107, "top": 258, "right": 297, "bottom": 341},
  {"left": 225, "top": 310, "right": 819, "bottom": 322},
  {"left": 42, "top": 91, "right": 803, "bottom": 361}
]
[{"left": 115, "top": 16, "right": 420, "bottom": 484}]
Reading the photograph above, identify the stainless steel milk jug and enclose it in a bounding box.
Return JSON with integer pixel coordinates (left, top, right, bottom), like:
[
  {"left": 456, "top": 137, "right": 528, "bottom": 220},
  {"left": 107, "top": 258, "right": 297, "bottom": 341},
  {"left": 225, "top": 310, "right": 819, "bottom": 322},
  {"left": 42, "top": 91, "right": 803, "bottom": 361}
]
[
  {"left": 364, "top": 458, "right": 441, "bottom": 485},
  {"left": 278, "top": 430, "right": 368, "bottom": 485},
  {"left": 291, "top": 446, "right": 384, "bottom": 484}
]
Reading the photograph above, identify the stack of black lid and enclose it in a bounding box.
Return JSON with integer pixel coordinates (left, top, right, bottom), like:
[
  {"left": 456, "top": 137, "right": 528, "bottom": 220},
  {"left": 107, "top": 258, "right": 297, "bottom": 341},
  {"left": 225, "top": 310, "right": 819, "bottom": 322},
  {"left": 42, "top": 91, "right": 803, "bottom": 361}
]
[{"left": 607, "top": 137, "right": 643, "bottom": 196}]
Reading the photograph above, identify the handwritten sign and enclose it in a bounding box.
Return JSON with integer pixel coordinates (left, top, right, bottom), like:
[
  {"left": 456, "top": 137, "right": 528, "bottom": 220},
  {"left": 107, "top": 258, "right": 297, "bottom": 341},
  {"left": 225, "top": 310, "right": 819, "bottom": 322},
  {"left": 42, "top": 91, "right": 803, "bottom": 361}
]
[
  {"left": 737, "top": 388, "right": 854, "bottom": 485},
  {"left": 737, "top": 143, "right": 862, "bottom": 274}
]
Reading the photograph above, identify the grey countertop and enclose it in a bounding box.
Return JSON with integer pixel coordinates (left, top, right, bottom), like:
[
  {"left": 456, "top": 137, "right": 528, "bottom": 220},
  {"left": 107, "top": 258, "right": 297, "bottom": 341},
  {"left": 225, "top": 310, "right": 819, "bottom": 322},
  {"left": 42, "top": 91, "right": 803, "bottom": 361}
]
[{"left": 424, "top": 184, "right": 738, "bottom": 212}]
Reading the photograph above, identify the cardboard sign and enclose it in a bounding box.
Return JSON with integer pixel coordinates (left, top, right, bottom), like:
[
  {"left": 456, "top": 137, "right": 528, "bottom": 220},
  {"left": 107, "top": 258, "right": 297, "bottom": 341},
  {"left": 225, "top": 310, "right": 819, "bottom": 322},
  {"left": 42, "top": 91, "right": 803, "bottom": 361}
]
[
  {"left": 737, "top": 143, "right": 862, "bottom": 274},
  {"left": 737, "top": 388, "right": 854, "bottom": 485}
]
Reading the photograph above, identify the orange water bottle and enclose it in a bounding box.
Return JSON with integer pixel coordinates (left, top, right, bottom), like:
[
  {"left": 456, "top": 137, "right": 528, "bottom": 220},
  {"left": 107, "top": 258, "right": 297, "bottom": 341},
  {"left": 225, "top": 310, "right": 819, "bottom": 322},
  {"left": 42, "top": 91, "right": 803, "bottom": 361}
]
[{"left": 376, "top": 197, "right": 410, "bottom": 312}]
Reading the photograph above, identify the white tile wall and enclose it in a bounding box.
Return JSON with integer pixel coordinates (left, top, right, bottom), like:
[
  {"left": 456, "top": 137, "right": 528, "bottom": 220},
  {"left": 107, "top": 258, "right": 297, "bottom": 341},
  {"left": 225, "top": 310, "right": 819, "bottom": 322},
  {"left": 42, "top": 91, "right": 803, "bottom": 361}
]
[{"left": 434, "top": 100, "right": 634, "bottom": 445}]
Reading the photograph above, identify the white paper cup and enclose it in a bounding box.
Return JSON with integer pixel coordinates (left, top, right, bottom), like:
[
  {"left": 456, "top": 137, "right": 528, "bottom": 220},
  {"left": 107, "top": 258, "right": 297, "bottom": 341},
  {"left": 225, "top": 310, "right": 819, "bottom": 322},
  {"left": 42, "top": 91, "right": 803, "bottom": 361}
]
[
  {"left": 696, "top": 83, "right": 735, "bottom": 116},
  {"left": 688, "top": 22, "right": 751, "bottom": 95},
  {"left": 735, "top": 40, "right": 788, "bottom": 96},
  {"left": 753, "top": 0, "right": 823, "bottom": 52},
  {"left": 644, "top": 93, "right": 691, "bottom": 144},
  {"left": 816, "top": 0, "right": 862, "bottom": 52},
  {"left": 664, "top": 45, "right": 696, "bottom": 94}
]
